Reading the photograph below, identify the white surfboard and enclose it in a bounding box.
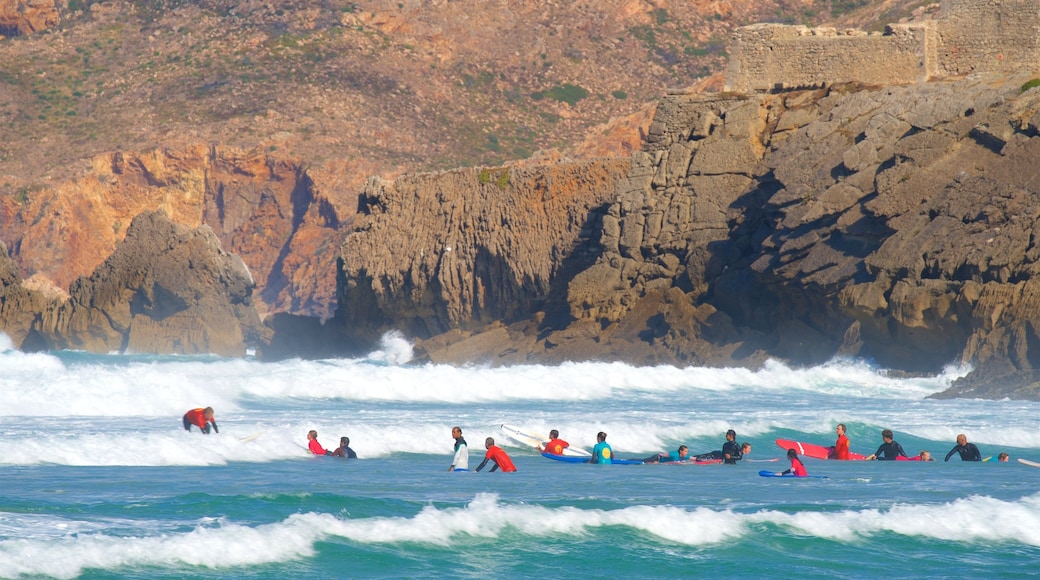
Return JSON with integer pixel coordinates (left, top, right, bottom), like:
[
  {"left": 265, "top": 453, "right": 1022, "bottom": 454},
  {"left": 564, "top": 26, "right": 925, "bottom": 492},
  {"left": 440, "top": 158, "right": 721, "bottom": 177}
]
[
  {"left": 1018, "top": 458, "right": 1040, "bottom": 468},
  {"left": 238, "top": 432, "right": 263, "bottom": 443},
  {"left": 500, "top": 424, "right": 591, "bottom": 457}
]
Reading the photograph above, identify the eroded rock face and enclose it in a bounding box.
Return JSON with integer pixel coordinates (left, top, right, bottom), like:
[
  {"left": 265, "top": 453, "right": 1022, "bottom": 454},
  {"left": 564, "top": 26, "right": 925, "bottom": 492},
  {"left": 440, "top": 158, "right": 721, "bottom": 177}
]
[
  {"left": 0, "top": 145, "right": 353, "bottom": 321},
  {"left": 27, "top": 210, "right": 264, "bottom": 356},
  {"left": 0, "top": 240, "right": 57, "bottom": 348},
  {"left": 340, "top": 74, "right": 1040, "bottom": 399},
  {"left": 0, "top": 0, "right": 59, "bottom": 37},
  {"left": 560, "top": 75, "right": 1040, "bottom": 397},
  {"left": 335, "top": 159, "right": 630, "bottom": 348}
]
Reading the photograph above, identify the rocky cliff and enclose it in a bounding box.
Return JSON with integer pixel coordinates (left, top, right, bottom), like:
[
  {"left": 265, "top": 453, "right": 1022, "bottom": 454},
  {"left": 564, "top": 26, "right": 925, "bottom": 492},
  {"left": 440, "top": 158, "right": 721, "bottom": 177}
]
[
  {"left": 1, "top": 209, "right": 263, "bottom": 355},
  {"left": 327, "top": 74, "right": 1040, "bottom": 400}
]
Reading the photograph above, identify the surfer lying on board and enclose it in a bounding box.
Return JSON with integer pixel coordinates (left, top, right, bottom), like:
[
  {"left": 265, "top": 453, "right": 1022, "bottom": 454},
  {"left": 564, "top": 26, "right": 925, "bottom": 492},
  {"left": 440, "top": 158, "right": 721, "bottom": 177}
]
[
  {"left": 944, "top": 434, "right": 982, "bottom": 462},
  {"left": 182, "top": 407, "right": 218, "bottom": 434},
  {"left": 643, "top": 445, "right": 690, "bottom": 463},
  {"left": 539, "top": 430, "right": 570, "bottom": 455},
  {"left": 475, "top": 437, "right": 517, "bottom": 472},
  {"left": 307, "top": 430, "right": 333, "bottom": 456},
  {"left": 778, "top": 448, "right": 808, "bottom": 477},
  {"left": 865, "top": 429, "right": 908, "bottom": 461}
]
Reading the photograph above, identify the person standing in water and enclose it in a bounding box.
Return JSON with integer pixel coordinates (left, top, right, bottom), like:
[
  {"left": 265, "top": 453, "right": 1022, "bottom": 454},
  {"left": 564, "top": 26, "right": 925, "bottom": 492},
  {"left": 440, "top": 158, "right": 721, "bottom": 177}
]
[
  {"left": 865, "top": 429, "right": 908, "bottom": 461},
  {"left": 944, "top": 434, "right": 982, "bottom": 462},
  {"left": 722, "top": 429, "right": 743, "bottom": 464},
  {"left": 331, "top": 436, "right": 357, "bottom": 458},
  {"left": 590, "top": 431, "right": 614, "bottom": 464},
  {"left": 829, "top": 423, "right": 851, "bottom": 460},
  {"left": 182, "top": 407, "right": 218, "bottom": 434},
  {"left": 475, "top": 437, "right": 517, "bottom": 472},
  {"left": 449, "top": 426, "right": 469, "bottom": 472}
]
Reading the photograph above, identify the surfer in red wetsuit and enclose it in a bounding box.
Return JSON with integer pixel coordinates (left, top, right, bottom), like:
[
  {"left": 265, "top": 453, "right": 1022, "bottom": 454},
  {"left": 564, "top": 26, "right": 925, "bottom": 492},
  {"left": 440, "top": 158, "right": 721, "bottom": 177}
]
[
  {"left": 829, "top": 423, "right": 850, "bottom": 460},
  {"left": 540, "top": 430, "right": 570, "bottom": 455},
  {"left": 307, "top": 430, "right": 332, "bottom": 456},
  {"left": 475, "top": 437, "right": 517, "bottom": 472},
  {"left": 780, "top": 448, "right": 808, "bottom": 477},
  {"left": 182, "top": 407, "right": 218, "bottom": 434}
]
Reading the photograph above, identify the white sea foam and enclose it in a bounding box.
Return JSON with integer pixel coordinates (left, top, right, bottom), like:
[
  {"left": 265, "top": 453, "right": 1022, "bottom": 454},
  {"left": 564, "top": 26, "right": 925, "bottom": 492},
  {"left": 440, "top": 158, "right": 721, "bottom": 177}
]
[
  {"left": 0, "top": 349, "right": 962, "bottom": 419},
  {"left": 2, "top": 492, "right": 1038, "bottom": 578}
]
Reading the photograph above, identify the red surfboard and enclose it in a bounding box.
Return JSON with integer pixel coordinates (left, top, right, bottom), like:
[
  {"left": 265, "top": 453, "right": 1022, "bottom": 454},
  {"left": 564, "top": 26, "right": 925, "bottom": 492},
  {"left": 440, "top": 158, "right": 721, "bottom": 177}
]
[{"left": 775, "top": 438, "right": 866, "bottom": 460}]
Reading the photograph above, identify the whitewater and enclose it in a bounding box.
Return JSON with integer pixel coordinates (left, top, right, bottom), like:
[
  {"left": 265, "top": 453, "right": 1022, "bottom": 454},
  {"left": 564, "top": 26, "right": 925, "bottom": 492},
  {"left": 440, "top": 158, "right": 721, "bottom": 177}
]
[{"left": 1, "top": 332, "right": 1038, "bottom": 578}]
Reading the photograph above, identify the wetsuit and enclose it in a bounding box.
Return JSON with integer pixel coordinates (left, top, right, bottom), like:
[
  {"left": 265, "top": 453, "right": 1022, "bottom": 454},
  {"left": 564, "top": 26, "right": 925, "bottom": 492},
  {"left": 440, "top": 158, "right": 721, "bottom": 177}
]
[
  {"left": 543, "top": 438, "right": 570, "bottom": 455},
  {"left": 646, "top": 449, "right": 688, "bottom": 463},
  {"left": 331, "top": 445, "right": 357, "bottom": 458},
  {"left": 476, "top": 445, "right": 517, "bottom": 472},
  {"left": 591, "top": 441, "right": 613, "bottom": 464},
  {"left": 182, "top": 408, "right": 217, "bottom": 434},
  {"left": 693, "top": 451, "right": 724, "bottom": 462},
  {"left": 451, "top": 438, "right": 469, "bottom": 471},
  {"left": 722, "top": 440, "right": 743, "bottom": 464},
  {"left": 831, "top": 434, "right": 850, "bottom": 460},
  {"left": 873, "top": 440, "right": 907, "bottom": 460},
  {"left": 944, "top": 442, "right": 982, "bottom": 462},
  {"left": 782, "top": 456, "right": 808, "bottom": 477}
]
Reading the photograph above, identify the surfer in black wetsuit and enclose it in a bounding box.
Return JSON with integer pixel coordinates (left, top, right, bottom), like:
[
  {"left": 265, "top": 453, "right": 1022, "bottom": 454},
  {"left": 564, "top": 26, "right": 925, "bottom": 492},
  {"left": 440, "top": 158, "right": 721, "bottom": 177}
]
[
  {"left": 691, "top": 430, "right": 747, "bottom": 463},
  {"left": 865, "top": 429, "right": 908, "bottom": 460},
  {"left": 944, "top": 433, "right": 982, "bottom": 462},
  {"left": 721, "top": 429, "right": 743, "bottom": 464}
]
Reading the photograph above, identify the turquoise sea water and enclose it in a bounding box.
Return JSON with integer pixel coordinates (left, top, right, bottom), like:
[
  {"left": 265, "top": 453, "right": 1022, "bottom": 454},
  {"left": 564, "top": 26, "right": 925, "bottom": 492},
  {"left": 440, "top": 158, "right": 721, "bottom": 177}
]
[{"left": 2, "top": 333, "right": 1039, "bottom": 578}]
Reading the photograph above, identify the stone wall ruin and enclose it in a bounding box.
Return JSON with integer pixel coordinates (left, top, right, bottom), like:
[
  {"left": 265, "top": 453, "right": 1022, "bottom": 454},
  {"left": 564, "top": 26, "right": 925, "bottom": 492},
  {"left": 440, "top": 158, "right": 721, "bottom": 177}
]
[{"left": 726, "top": 0, "right": 1040, "bottom": 93}]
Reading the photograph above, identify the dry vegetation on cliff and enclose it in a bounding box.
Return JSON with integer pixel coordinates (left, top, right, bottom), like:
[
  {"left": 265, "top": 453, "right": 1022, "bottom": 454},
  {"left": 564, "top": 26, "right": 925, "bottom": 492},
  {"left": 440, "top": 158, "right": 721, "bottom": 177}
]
[{"left": 0, "top": 0, "right": 924, "bottom": 193}]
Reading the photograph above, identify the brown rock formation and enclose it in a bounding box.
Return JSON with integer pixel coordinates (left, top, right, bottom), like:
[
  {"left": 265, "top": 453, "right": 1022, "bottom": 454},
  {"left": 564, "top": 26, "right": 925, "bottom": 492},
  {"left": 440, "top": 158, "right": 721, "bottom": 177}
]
[
  {"left": 0, "top": 0, "right": 59, "bottom": 37},
  {"left": 327, "top": 73, "right": 1040, "bottom": 400},
  {"left": 0, "top": 145, "right": 353, "bottom": 321},
  {"left": 0, "top": 240, "right": 56, "bottom": 348},
  {"left": 27, "top": 209, "right": 263, "bottom": 355},
  {"left": 334, "top": 158, "right": 630, "bottom": 354}
]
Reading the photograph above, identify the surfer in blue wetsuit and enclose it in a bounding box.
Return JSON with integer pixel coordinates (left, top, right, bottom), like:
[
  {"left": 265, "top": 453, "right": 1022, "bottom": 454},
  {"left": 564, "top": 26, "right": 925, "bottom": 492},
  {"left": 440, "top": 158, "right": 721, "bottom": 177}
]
[
  {"left": 865, "top": 429, "right": 908, "bottom": 461},
  {"left": 944, "top": 433, "right": 982, "bottom": 462},
  {"left": 590, "top": 431, "right": 614, "bottom": 464},
  {"left": 449, "top": 426, "right": 469, "bottom": 471},
  {"left": 644, "top": 445, "right": 690, "bottom": 463}
]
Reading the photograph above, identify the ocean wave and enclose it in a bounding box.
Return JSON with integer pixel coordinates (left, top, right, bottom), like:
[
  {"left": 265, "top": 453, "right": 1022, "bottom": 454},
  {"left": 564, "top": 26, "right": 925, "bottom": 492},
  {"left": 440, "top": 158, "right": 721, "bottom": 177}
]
[
  {"left": 2, "top": 492, "right": 1038, "bottom": 578},
  {"left": 0, "top": 348, "right": 961, "bottom": 418}
]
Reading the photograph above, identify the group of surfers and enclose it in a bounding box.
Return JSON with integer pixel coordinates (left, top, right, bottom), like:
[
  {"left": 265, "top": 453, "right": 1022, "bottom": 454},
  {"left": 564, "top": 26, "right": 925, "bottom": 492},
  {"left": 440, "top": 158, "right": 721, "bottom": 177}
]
[
  {"left": 183, "top": 407, "right": 1009, "bottom": 475},
  {"left": 447, "top": 427, "right": 753, "bottom": 472}
]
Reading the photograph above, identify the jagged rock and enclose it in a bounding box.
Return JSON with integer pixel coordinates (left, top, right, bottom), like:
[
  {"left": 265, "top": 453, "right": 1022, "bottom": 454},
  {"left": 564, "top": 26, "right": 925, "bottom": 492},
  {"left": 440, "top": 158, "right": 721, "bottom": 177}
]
[
  {"left": 28, "top": 210, "right": 264, "bottom": 356},
  {"left": 334, "top": 159, "right": 630, "bottom": 349},
  {"left": 399, "top": 73, "right": 1040, "bottom": 398},
  {"left": 0, "top": 0, "right": 59, "bottom": 37},
  {"left": 0, "top": 240, "right": 56, "bottom": 348}
]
